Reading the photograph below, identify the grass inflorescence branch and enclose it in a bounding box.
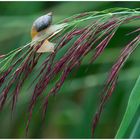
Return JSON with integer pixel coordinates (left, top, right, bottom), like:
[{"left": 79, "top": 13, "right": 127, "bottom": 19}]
[{"left": 0, "top": 8, "right": 140, "bottom": 137}]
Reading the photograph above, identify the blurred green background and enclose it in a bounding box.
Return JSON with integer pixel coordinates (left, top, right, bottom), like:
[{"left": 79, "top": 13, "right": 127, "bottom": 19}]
[{"left": 0, "top": 1, "right": 140, "bottom": 138}]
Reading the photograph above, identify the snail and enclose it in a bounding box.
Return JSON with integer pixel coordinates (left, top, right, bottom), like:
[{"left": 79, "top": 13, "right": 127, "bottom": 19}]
[{"left": 31, "top": 12, "right": 67, "bottom": 53}]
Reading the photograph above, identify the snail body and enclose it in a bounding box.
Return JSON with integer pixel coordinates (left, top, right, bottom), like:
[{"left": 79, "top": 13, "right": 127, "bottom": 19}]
[
  {"left": 31, "top": 12, "right": 54, "bottom": 53},
  {"left": 31, "top": 12, "right": 67, "bottom": 53}
]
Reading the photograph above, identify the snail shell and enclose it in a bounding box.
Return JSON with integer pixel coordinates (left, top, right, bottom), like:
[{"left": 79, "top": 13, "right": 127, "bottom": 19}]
[
  {"left": 31, "top": 12, "right": 67, "bottom": 53},
  {"left": 32, "top": 12, "right": 52, "bottom": 32}
]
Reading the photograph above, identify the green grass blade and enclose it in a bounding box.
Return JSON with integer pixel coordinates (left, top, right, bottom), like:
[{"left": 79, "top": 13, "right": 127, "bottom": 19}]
[
  {"left": 115, "top": 75, "right": 140, "bottom": 138},
  {"left": 130, "top": 116, "right": 140, "bottom": 138}
]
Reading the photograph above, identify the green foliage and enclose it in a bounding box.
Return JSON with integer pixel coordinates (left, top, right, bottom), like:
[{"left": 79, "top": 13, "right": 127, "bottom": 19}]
[{"left": 115, "top": 75, "right": 140, "bottom": 138}]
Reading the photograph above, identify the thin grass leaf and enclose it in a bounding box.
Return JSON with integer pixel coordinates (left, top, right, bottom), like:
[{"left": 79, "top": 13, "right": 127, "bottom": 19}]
[
  {"left": 130, "top": 116, "right": 140, "bottom": 138},
  {"left": 115, "top": 74, "right": 140, "bottom": 138}
]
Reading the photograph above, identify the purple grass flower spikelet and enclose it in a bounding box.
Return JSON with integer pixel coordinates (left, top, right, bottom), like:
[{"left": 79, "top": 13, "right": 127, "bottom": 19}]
[
  {"left": 91, "top": 34, "right": 140, "bottom": 137},
  {"left": 0, "top": 55, "right": 6, "bottom": 59}
]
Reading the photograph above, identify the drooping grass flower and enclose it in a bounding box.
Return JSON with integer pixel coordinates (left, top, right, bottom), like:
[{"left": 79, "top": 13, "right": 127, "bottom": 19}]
[{"left": 0, "top": 8, "right": 140, "bottom": 137}]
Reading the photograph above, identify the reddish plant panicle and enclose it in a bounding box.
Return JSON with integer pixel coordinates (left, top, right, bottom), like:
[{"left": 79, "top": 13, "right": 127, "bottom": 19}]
[
  {"left": 20, "top": 17, "right": 140, "bottom": 135},
  {"left": 91, "top": 35, "right": 140, "bottom": 137},
  {"left": 0, "top": 10, "right": 140, "bottom": 137},
  {"left": 25, "top": 17, "right": 126, "bottom": 134},
  {"left": 0, "top": 45, "right": 42, "bottom": 111}
]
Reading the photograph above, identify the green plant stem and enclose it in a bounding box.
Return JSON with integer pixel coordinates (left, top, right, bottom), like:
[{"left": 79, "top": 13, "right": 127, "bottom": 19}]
[{"left": 69, "top": 11, "right": 140, "bottom": 25}]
